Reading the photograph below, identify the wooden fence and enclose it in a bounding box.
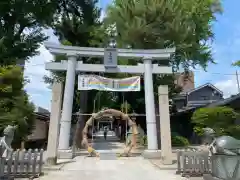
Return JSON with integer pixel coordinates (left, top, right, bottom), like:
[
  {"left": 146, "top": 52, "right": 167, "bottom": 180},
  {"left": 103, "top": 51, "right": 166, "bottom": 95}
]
[
  {"left": 176, "top": 149, "right": 212, "bottom": 177},
  {"left": 0, "top": 149, "right": 44, "bottom": 179}
]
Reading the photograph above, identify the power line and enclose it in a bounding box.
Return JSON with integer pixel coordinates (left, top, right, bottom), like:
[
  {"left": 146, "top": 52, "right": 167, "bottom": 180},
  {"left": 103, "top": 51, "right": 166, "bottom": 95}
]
[{"left": 190, "top": 69, "right": 237, "bottom": 76}]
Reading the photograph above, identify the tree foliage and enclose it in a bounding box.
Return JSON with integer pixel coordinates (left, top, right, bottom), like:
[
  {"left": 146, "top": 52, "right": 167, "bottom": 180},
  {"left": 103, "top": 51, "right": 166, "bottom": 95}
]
[
  {"left": 0, "top": 66, "right": 35, "bottom": 140},
  {"left": 0, "top": 0, "right": 58, "bottom": 142},
  {"left": 233, "top": 60, "right": 240, "bottom": 67},
  {"left": 0, "top": 0, "right": 57, "bottom": 65},
  {"left": 105, "top": 0, "right": 222, "bottom": 69},
  {"left": 44, "top": 0, "right": 107, "bottom": 114},
  {"left": 191, "top": 106, "right": 240, "bottom": 138}
]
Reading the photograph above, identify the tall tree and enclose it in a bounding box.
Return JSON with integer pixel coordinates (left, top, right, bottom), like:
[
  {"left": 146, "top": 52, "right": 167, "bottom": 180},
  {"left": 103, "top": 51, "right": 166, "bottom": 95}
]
[
  {"left": 106, "top": 0, "right": 222, "bottom": 69},
  {"left": 0, "top": 0, "right": 58, "bottom": 145},
  {"left": 103, "top": 0, "right": 222, "bottom": 113},
  {"left": 0, "top": 0, "right": 57, "bottom": 65},
  {"left": 44, "top": 0, "right": 107, "bottom": 147},
  {"left": 0, "top": 65, "right": 35, "bottom": 143},
  {"left": 45, "top": 0, "right": 104, "bottom": 113}
]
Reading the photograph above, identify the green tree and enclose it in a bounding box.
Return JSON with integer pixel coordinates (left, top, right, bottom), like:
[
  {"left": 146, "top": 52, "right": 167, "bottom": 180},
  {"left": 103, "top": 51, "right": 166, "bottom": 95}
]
[
  {"left": 0, "top": 0, "right": 57, "bottom": 65},
  {"left": 45, "top": 0, "right": 104, "bottom": 113},
  {"left": 105, "top": 0, "right": 222, "bottom": 69},
  {"left": 191, "top": 106, "right": 240, "bottom": 138},
  {"left": 0, "top": 66, "right": 35, "bottom": 142},
  {"left": 0, "top": 0, "right": 57, "bottom": 145},
  {"left": 44, "top": 0, "right": 108, "bottom": 148},
  {"left": 104, "top": 0, "right": 224, "bottom": 113}
]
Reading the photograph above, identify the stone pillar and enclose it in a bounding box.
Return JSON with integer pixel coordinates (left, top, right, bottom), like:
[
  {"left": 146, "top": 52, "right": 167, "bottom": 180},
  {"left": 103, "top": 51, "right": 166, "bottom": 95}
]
[
  {"left": 158, "top": 85, "right": 172, "bottom": 164},
  {"left": 142, "top": 58, "right": 159, "bottom": 158},
  {"left": 46, "top": 81, "right": 63, "bottom": 165},
  {"left": 58, "top": 54, "right": 77, "bottom": 150}
]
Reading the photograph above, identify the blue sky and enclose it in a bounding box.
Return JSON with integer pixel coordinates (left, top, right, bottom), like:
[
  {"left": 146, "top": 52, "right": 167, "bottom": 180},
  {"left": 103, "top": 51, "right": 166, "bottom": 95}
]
[{"left": 24, "top": 0, "right": 240, "bottom": 111}]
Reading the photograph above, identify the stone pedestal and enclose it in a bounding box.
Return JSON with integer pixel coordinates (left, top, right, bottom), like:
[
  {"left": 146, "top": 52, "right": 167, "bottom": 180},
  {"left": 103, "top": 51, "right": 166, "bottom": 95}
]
[
  {"left": 46, "top": 81, "right": 63, "bottom": 165},
  {"left": 58, "top": 149, "right": 74, "bottom": 159},
  {"left": 142, "top": 150, "right": 161, "bottom": 159}
]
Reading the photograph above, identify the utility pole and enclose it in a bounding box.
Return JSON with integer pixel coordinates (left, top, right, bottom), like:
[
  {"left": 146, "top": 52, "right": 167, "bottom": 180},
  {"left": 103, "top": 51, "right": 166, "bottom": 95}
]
[{"left": 236, "top": 71, "right": 240, "bottom": 93}]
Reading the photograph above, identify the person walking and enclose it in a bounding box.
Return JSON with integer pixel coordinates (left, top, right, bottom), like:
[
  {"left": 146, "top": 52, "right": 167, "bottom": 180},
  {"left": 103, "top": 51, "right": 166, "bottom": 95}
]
[{"left": 104, "top": 126, "right": 108, "bottom": 140}]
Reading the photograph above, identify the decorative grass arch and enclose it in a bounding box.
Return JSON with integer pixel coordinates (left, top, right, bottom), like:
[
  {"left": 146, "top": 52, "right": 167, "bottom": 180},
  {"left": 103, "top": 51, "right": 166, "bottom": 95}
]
[{"left": 81, "top": 109, "right": 138, "bottom": 156}]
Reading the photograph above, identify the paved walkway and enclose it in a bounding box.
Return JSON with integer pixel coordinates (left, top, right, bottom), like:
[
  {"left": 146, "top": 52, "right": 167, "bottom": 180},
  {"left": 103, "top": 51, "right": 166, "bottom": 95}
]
[
  {"left": 39, "top": 156, "right": 187, "bottom": 180},
  {"left": 92, "top": 135, "right": 125, "bottom": 152},
  {"left": 39, "top": 133, "right": 189, "bottom": 180}
]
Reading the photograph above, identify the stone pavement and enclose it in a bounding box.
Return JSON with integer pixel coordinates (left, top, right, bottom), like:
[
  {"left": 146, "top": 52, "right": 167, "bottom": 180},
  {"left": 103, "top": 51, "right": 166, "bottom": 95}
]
[
  {"left": 39, "top": 134, "right": 203, "bottom": 180},
  {"left": 39, "top": 156, "right": 188, "bottom": 180}
]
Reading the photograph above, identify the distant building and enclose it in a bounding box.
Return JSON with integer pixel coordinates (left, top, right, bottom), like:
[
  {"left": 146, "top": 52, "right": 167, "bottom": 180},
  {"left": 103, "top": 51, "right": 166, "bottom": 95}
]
[
  {"left": 173, "top": 83, "right": 224, "bottom": 111},
  {"left": 26, "top": 106, "right": 50, "bottom": 149}
]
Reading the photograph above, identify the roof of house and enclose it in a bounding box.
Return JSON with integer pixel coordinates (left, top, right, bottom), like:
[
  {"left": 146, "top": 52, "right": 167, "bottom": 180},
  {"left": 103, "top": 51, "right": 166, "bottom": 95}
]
[
  {"left": 177, "top": 83, "right": 223, "bottom": 96},
  {"left": 34, "top": 112, "right": 50, "bottom": 121},
  {"left": 187, "top": 83, "right": 223, "bottom": 95},
  {"left": 173, "top": 93, "right": 240, "bottom": 116},
  {"left": 207, "top": 93, "right": 240, "bottom": 107},
  {"left": 35, "top": 106, "right": 50, "bottom": 114}
]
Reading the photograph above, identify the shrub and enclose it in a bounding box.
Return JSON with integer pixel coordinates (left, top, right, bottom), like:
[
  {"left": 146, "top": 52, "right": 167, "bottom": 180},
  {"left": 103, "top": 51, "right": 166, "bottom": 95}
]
[
  {"left": 171, "top": 135, "right": 190, "bottom": 147},
  {"left": 140, "top": 134, "right": 190, "bottom": 147},
  {"left": 191, "top": 106, "right": 240, "bottom": 138}
]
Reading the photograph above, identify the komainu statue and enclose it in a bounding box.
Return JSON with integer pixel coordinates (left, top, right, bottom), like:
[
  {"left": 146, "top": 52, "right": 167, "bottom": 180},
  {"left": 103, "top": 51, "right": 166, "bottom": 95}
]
[
  {"left": 0, "top": 125, "right": 17, "bottom": 158},
  {"left": 209, "top": 136, "right": 240, "bottom": 155},
  {"left": 201, "top": 127, "right": 240, "bottom": 155}
]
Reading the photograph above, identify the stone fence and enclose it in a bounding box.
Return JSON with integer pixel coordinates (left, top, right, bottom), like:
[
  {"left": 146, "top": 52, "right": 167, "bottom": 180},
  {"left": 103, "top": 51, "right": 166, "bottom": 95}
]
[{"left": 0, "top": 149, "right": 44, "bottom": 179}]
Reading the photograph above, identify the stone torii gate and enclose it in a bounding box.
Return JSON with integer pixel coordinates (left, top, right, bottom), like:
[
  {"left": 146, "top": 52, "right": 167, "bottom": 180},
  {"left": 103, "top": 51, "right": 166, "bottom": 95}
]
[{"left": 45, "top": 43, "right": 174, "bottom": 163}]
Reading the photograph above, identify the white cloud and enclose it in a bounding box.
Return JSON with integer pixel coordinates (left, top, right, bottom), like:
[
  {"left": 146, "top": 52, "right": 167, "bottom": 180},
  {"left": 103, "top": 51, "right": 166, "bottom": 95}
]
[
  {"left": 214, "top": 76, "right": 240, "bottom": 98},
  {"left": 24, "top": 29, "right": 59, "bottom": 110},
  {"left": 24, "top": 45, "right": 53, "bottom": 110}
]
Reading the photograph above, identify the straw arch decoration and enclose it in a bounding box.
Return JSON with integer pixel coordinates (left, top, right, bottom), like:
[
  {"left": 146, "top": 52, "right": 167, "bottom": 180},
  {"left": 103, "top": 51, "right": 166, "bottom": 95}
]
[{"left": 81, "top": 109, "right": 138, "bottom": 156}]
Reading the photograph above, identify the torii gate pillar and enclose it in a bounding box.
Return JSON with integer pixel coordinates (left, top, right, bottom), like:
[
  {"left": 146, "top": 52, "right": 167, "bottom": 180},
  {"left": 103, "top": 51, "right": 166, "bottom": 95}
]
[{"left": 58, "top": 54, "right": 77, "bottom": 150}]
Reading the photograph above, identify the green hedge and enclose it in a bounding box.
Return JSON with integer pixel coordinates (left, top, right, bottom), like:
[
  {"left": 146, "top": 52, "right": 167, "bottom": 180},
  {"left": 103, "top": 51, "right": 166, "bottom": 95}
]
[
  {"left": 139, "top": 134, "right": 190, "bottom": 147},
  {"left": 171, "top": 135, "right": 190, "bottom": 147}
]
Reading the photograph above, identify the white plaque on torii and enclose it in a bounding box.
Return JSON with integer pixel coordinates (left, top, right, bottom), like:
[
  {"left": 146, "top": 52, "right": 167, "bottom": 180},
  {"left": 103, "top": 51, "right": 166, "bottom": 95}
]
[{"left": 104, "top": 48, "right": 117, "bottom": 68}]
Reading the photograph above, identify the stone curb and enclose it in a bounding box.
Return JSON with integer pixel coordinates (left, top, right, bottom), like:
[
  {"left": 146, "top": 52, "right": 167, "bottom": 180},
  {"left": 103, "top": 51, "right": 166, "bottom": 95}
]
[
  {"left": 43, "top": 164, "right": 65, "bottom": 171},
  {"left": 75, "top": 151, "right": 143, "bottom": 156},
  {"left": 149, "top": 160, "right": 178, "bottom": 170},
  {"left": 75, "top": 148, "right": 184, "bottom": 155}
]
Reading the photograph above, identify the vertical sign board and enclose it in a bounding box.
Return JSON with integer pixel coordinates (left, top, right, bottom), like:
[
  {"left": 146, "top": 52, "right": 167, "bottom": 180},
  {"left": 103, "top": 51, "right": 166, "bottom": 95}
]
[{"left": 104, "top": 48, "right": 118, "bottom": 68}]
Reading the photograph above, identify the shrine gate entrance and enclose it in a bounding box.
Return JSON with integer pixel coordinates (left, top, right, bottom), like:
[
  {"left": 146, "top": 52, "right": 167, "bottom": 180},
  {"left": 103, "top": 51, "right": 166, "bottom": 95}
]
[{"left": 45, "top": 43, "right": 174, "bottom": 164}]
